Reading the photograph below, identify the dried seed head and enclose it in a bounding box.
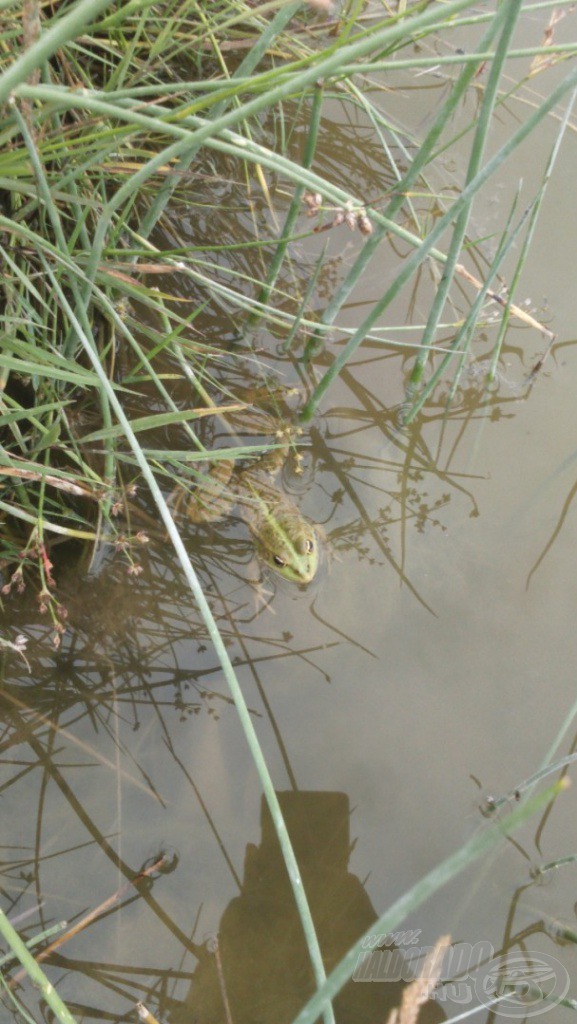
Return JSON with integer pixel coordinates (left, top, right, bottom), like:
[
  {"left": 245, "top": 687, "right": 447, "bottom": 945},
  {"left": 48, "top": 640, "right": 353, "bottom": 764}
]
[
  {"left": 303, "top": 191, "right": 323, "bottom": 215},
  {"left": 357, "top": 212, "right": 373, "bottom": 235}
]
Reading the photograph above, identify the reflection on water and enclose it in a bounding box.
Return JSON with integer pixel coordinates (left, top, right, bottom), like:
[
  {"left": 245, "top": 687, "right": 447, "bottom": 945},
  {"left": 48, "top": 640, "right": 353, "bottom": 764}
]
[{"left": 170, "top": 791, "right": 441, "bottom": 1024}]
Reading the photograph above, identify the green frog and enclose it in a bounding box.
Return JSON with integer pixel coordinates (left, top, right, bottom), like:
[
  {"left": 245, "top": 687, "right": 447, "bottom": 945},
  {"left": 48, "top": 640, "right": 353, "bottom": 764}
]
[{"left": 185, "top": 431, "right": 319, "bottom": 584}]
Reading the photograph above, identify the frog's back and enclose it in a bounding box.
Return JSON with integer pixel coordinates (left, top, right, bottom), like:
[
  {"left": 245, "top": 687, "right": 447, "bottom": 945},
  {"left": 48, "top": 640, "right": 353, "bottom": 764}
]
[{"left": 186, "top": 459, "right": 236, "bottom": 524}]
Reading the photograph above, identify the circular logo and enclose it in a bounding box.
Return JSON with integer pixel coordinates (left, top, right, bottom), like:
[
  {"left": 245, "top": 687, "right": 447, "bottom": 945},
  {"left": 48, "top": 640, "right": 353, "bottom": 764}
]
[{"left": 475, "top": 952, "right": 570, "bottom": 1018}]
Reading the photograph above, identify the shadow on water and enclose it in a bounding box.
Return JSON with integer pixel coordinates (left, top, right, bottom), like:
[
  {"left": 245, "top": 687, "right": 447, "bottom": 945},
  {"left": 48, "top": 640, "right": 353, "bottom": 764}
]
[{"left": 169, "top": 791, "right": 444, "bottom": 1024}]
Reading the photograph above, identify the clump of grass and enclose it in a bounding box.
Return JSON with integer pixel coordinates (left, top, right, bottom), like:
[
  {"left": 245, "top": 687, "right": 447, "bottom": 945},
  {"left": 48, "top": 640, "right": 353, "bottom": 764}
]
[{"left": 1, "top": 0, "right": 573, "bottom": 601}]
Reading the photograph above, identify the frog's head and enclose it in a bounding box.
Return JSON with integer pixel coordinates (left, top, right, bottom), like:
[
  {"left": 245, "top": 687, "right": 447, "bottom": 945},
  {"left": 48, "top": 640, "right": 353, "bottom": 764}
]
[{"left": 256, "top": 514, "right": 319, "bottom": 585}]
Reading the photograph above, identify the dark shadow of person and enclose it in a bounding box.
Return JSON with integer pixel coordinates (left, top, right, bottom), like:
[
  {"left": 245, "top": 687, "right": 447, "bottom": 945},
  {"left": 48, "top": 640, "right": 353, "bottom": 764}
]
[{"left": 170, "top": 790, "right": 446, "bottom": 1024}]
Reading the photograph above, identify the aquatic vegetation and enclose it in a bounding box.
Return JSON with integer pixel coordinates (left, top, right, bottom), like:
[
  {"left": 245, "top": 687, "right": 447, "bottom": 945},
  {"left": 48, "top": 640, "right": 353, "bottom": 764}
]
[{"left": 0, "top": 0, "right": 571, "bottom": 595}]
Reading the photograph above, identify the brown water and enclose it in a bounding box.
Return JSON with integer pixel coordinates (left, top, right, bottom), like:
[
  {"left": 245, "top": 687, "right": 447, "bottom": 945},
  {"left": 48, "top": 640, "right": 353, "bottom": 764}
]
[{"left": 3, "top": 7, "right": 577, "bottom": 1023}]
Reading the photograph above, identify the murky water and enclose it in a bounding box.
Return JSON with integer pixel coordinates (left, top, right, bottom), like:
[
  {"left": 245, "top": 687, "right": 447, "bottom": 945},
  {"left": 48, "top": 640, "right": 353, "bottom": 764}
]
[{"left": 3, "top": 7, "right": 577, "bottom": 1023}]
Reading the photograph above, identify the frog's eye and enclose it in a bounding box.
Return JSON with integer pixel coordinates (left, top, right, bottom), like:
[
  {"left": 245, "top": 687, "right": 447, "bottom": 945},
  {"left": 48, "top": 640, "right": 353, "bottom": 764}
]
[
  {"left": 306, "top": 539, "right": 314, "bottom": 554},
  {"left": 273, "top": 555, "right": 286, "bottom": 567}
]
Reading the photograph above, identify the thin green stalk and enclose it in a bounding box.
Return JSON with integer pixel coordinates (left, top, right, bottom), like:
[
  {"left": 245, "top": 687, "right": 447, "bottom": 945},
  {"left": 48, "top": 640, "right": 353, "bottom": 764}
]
[
  {"left": 0, "top": 975, "right": 38, "bottom": 1024},
  {"left": 488, "top": 754, "right": 577, "bottom": 812},
  {"left": 0, "top": 922, "right": 66, "bottom": 969},
  {"left": 445, "top": 192, "right": 523, "bottom": 406},
  {"left": 40, "top": 258, "right": 335, "bottom": 1024},
  {"left": 540, "top": 693, "right": 577, "bottom": 783},
  {"left": 331, "top": 42, "right": 577, "bottom": 75}
]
